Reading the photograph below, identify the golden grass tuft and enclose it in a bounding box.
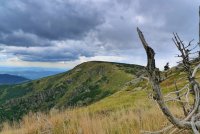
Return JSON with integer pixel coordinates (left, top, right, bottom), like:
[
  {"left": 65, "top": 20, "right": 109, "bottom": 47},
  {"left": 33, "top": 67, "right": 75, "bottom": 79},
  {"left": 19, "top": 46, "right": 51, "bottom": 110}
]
[
  {"left": 2, "top": 68, "right": 198, "bottom": 134},
  {"left": 0, "top": 101, "right": 189, "bottom": 134}
]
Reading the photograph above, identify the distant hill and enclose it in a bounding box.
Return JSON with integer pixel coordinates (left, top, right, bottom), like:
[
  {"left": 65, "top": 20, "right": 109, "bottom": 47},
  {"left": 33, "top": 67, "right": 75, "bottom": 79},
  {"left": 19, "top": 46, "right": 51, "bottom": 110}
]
[
  {"left": 0, "top": 74, "right": 29, "bottom": 85},
  {"left": 0, "top": 61, "right": 145, "bottom": 122},
  {"left": 0, "top": 67, "right": 66, "bottom": 79}
]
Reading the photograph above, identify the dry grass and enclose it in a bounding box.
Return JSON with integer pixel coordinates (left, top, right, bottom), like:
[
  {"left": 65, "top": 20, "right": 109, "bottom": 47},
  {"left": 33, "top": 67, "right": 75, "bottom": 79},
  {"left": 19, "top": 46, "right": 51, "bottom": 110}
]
[
  {"left": 0, "top": 101, "right": 190, "bottom": 134},
  {"left": 2, "top": 68, "right": 198, "bottom": 134}
]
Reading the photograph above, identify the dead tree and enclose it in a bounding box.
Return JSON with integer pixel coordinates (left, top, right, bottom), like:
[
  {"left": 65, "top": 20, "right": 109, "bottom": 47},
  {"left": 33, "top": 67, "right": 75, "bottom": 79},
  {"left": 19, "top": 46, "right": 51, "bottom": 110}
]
[
  {"left": 164, "top": 62, "right": 170, "bottom": 78},
  {"left": 164, "top": 62, "right": 169, "bottom": 71},
  {"left": 137, "top": 28, "right": 200, "bottom": 134}
]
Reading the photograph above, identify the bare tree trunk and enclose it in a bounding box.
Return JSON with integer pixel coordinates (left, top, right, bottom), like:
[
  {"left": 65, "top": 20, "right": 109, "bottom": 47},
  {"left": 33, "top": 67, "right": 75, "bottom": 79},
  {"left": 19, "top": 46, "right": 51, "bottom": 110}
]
[{"left": 137, "top": 28, "right": 200, "bottom": 133}]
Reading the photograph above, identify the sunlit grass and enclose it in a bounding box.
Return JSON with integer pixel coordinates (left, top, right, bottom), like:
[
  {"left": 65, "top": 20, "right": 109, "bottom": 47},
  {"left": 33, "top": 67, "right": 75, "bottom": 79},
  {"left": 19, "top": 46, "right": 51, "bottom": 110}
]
[
  {"left": 0, "top": 89, "right": 190, "bottom": 134},
  {"left": 1, "top": 63, "right": 199, "bottom": 134}
]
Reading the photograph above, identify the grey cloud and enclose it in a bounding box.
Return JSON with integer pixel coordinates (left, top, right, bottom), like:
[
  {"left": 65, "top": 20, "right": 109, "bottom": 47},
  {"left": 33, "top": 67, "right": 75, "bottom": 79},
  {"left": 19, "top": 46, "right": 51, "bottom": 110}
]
[
  {"left": 1, "top": 39, "right": 95, "bottom": 62},
  {"left": 97, "top": 0, "right": 199, "bottom": 55},
  {"left": 0, "top": 0, "right": 104, "bottom": 45},
  {"left": 0, "top": 0, "right": 199, "bottom": 63},
  {"left": 0, "top": 30, "right": 51, "bottom": 46}
]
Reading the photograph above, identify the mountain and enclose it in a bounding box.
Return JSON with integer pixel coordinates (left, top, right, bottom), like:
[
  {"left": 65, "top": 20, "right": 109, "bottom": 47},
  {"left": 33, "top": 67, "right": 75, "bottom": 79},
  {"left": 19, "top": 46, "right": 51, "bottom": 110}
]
[
  {"left": 0, "top": 67, "right": 66, "bottom": 79},
  {"left": 0, "top": 61, "right": 198, "bottom": 134},
  {"left": 0, "top": 74, "right": 29, "bottom": 85},
  {"left": 0, "top": 61, "right": 145, "bottom": 122}
]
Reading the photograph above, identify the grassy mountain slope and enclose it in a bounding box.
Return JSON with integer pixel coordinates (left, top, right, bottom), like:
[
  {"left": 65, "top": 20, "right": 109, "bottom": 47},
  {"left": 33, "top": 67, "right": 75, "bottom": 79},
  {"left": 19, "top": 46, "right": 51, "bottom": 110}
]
[
  {"left": 2, "top": 61, "right": 199, "bottom": 134},
  {"left": 0, "top": 61, "right": 145, "bottom": 122}
]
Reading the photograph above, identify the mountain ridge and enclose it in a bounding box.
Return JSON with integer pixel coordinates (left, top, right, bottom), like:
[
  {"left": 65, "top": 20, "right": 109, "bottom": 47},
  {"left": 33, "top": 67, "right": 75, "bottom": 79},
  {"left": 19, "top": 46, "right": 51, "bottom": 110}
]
[
  {"left": 0, "top": 61, "right": 146, "bottom": 122},
  {"left": 0, "top": 74, "right": 29, "bottom": 85}
]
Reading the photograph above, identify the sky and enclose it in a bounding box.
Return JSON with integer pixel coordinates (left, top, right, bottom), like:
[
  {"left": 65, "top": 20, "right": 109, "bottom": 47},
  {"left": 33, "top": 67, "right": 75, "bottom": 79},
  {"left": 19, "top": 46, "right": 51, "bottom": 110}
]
[{"left": 0, "top": 0, "right": 199, "bottom": 70}]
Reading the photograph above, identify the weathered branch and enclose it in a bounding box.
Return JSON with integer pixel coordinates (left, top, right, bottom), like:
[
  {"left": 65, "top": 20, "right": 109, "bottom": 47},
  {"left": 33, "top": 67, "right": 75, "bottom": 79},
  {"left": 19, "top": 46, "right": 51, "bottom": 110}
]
[
  {"left": 141, "top": 125, "right": 174, "bottom": 134},
  {"left": 164, "top": 84, "right": 189, "bottom": 98},
  {"left": 137, "top": 27, "right": 200, "bottom": 134},
  {"left": 137, "top": 28, "right": 189, "bottom": 129},
  {"left": 191, "top": 116, "right": 200, "bottom": 134}
]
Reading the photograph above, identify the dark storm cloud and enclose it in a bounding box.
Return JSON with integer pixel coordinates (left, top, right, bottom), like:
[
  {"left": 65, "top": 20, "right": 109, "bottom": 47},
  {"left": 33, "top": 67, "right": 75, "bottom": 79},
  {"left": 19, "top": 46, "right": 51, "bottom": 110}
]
[
  {"left": 2, "top": 39, "right": 95, "bottom": 62},
  {"left": 0, "top": 0, "right": 104, "bottom": 45},
  {"left": 0, "top": 30, "right": 51, "bottom": 47},
  {"left": 0, "top": 0, "right": 199, "bottom": 64},
  {"left": 16, "top": 48, "right": 93, "bottom": 62}
]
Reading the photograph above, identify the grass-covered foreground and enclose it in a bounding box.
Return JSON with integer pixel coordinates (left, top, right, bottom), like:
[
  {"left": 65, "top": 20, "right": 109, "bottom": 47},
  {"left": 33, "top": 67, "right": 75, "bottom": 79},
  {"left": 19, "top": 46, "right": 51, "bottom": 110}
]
[{"left": 1, "top": 61, "right": 200, "bottom": 134}]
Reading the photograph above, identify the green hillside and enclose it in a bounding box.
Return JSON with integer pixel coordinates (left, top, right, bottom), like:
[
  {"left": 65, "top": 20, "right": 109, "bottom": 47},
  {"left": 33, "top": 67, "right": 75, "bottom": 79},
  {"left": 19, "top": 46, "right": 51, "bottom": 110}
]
[
  {"left": 1, "top": 60, "right": 200, "bottom": 134},
  {"left": 0, "top": 61, "right": 145, "bottom": 122}
]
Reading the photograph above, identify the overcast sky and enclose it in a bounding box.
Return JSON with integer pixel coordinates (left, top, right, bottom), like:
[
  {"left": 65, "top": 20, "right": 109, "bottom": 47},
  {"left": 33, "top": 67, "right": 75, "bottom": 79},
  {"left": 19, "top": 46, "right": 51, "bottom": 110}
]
[{"left": 0, "top": 0, "right": 199, "bottom": 69}]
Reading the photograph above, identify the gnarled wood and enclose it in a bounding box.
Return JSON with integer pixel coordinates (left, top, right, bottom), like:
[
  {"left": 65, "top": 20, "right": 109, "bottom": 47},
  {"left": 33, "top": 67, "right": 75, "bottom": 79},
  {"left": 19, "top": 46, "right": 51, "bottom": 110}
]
[{"left": 137, "top": 27, "right": 200, "bottom": 133}]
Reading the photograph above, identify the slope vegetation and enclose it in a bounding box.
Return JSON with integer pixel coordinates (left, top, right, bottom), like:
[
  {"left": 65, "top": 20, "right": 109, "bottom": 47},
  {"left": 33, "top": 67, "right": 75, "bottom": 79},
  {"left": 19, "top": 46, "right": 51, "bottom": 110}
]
[
  {"left": 0, "top": 61, "right": 145, "bottom": 122},
  {"left": 2, "top": 61, "right": 199, "bottom": 134}
]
